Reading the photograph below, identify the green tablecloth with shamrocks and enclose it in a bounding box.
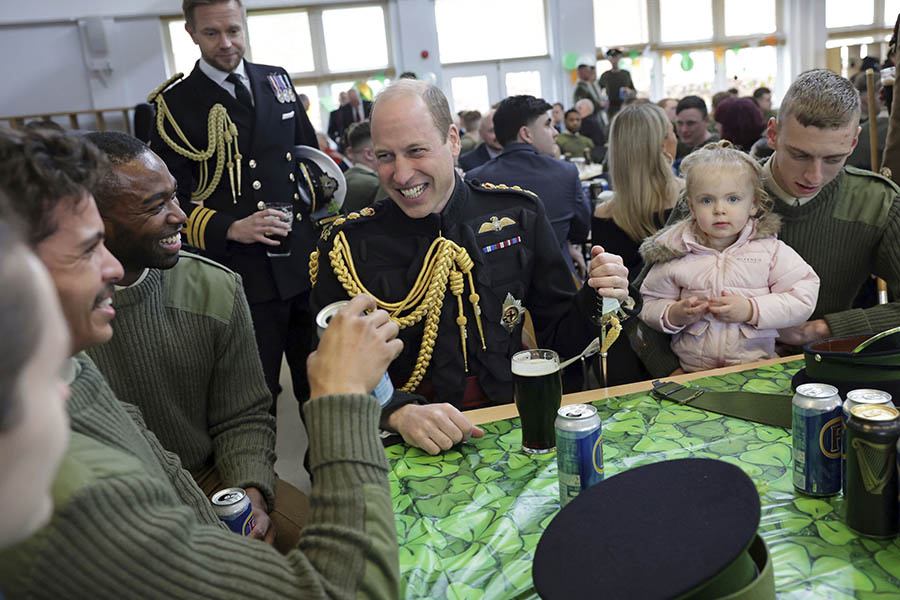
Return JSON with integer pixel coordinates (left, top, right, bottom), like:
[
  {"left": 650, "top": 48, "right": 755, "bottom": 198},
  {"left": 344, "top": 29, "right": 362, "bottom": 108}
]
[{"left": 386, "top": 359, "right": 900, "bottom": 599}]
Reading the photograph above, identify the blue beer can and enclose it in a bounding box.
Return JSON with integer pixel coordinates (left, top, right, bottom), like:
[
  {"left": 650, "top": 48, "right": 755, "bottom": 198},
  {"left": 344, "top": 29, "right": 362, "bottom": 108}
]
[
  {"left": 316, "top": 300, "right": 393, "bottom": 407},
  {"left": 211, "top": 487, "right": 257, "bottom": 536},
  {"left": 555, "top": 404, "right": 604, "bottom": 507},
  {"left": 792, "top": 383, "right": 842, "bottom": 496}
]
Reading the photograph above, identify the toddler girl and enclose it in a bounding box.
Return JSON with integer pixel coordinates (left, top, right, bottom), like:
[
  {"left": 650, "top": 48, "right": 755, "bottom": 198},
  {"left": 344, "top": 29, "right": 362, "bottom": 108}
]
[{"left": 639, "top": 141, "right": 820, "bottom": 372}]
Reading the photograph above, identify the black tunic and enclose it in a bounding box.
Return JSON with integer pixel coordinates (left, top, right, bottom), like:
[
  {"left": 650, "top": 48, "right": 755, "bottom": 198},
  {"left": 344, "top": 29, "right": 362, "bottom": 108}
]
[{"left": 310, "top": 175, "right": 612, "bottom": 411}]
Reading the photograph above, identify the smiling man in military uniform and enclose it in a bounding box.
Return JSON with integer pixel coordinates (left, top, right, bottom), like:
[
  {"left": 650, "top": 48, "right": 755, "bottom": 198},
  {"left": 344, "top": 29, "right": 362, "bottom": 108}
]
[
  {"left": 149, "top": 0, "right": 318, "bottom": 402},
  {"left": 310, "top": 80, "right": 633, "bottom": 455}
]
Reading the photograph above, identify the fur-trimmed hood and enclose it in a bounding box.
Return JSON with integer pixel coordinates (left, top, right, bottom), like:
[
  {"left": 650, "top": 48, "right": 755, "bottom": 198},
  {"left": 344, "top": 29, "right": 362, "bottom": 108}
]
[{"left": 639, "top": 211, "right": 782, "bottom": 265}]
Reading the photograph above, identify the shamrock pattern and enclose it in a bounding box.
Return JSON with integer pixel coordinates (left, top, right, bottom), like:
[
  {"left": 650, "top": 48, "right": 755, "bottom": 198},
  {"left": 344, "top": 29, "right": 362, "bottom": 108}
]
[{"left": 387, "top": 360, "right": 900, "bottom": 599}]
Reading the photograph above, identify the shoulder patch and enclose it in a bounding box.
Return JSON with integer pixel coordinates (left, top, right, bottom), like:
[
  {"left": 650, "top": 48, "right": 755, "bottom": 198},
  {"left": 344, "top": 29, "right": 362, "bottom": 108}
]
[
  {"left": 834, "top": 167, "right": 900, "bottom": 228},
  {"left": 163, "top": 252, "right": 237, "bottom": 324}
]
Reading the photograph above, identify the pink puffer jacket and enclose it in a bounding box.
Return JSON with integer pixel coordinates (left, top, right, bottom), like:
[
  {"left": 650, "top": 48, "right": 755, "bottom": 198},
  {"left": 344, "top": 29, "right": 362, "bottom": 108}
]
[{"left": 638, "top": 213, "right": 820, "bottom": 372}]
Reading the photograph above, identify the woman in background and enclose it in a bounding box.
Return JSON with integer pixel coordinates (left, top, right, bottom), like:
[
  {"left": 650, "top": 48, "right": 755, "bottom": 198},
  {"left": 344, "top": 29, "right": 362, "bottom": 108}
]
[
  {"left": 713, "top": 96, "right": 766, "bottom": 152},
  {"left": 591, "top": 103, "right": 682, "bottom": 385}
]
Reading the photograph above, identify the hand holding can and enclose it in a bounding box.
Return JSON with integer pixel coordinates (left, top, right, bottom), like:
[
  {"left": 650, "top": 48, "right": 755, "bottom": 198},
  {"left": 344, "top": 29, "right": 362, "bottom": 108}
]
[{"left": 308, "top": 295, "right": 402, "bottom": 402}]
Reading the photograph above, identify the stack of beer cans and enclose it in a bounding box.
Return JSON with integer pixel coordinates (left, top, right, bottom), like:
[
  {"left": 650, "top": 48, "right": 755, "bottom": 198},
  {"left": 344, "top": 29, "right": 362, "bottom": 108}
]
[{"left": 792, "top": 384, "right": 899, "bottom": 537}]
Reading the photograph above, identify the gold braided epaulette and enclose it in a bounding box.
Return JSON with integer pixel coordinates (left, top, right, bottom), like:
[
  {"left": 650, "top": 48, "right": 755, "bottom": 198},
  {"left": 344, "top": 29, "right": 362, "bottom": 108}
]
[
  {"left": 310, "top": 206, "right": 378, "bottom": 287},
  {"left": 477, "top": 181, "right": 539, "bottom": 198},
  {"left": 147, "top": 73, "right": 185, "bottom": 103}
]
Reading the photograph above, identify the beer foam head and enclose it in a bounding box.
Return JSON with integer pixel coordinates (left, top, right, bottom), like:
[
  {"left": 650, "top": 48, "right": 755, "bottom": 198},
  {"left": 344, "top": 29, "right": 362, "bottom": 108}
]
[{"left": 512, "top": 357, "right": 558, "bottom": 377}]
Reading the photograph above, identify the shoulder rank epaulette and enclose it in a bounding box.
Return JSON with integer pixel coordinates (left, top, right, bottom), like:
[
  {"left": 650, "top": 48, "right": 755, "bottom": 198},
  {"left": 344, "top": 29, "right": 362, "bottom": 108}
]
[
  {"left": 478, "top": 181, "right": 539, "bottom": 198},
  {"left": 147, "top": 73, "right": 185, "bottom": 103},
  {"left": 317, "top": 205, "right": 379, "bottom": 242},
  {"left": 844, "top": 164, "right": 900, "bottom": 193}
]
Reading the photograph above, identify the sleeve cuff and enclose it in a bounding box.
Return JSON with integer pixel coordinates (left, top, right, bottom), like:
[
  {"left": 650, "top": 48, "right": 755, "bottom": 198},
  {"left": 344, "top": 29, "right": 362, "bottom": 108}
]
[{"left": 184, "top": 205, "right": 235, "bottom": 257}]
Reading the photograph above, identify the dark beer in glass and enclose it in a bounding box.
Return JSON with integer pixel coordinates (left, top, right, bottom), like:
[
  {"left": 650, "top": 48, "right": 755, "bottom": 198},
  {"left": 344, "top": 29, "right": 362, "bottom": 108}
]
[{"left": 512, "top": 349, "right": 562, "bottom": 454}]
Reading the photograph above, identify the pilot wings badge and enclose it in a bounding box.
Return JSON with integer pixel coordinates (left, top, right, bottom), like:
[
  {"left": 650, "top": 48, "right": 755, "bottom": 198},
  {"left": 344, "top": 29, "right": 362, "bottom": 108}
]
[{"left": 478, "top": 216, "right": 516, "bottom": 234}]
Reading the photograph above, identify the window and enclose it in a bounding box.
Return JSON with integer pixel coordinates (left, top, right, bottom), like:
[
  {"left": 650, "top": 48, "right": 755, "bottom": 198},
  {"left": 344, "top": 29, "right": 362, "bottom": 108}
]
[
  {"left": 662, "top": 51, "right": 715, "bottom": 103},
  {"left": 247, "top": 11, "right": 315, "bottom": 73},
  {"left": 659, "top": 0, "right": 713, "bottom": 42},
  {"left": 886, "top": 0, "right": 900, "bottom": 26},
  {"left": 450, "top": 75, "right": 491, "bottom": 115},
  {"left": 167, "top": 20, "right": 199, "bottom": 77},
  {"left": 827, "top": 0, "right": 874, "bottom": 28},
  {"left": 322, "top": 6, "right": 389, "bottom": 72},
  {"left": 593, "top": 0, "right": 648, "bottom": 47},
  {"left": 724, "top": 0, "right": 776, "bottom": 37},
  {"left": 725, "top": 47, "right": 776, "bottom": 97},
  {"left": 435, "top": 0, "right": 547, "bottom": 63},
  {"left": 505, "top": 71, "right": 542, "bottom": 98}
]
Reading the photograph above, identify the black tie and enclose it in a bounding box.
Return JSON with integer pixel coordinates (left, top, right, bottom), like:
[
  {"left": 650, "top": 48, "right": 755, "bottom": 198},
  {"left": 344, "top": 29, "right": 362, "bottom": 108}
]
[{"left": 226, "top": 73, "right": 253, "bottom": 110}]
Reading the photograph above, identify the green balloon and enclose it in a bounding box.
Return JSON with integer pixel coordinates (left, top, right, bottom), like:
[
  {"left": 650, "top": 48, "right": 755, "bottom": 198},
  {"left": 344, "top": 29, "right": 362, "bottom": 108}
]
[
  {"left": 680, "top": 53, "right": 694, "bottom": 72},
  {"left": 629, "top": 50, "right": 639, "bottom": 60},
  {"left": 562, "top": 52, "right": 579, "bottom": 70}
]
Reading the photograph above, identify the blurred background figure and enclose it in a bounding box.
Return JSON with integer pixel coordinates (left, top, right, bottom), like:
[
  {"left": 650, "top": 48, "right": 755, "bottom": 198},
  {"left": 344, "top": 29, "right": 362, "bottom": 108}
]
[
  {"left": 713, "top": 96, "right": 766, "bottom": 152},
  {"left": 0, "top": 217, "right": 71, "bottom": 550}
]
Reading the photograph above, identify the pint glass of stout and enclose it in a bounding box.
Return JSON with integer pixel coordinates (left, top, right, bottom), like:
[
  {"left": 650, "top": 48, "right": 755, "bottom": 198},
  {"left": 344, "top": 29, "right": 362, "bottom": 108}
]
[{"left": 512, "top": 349, "right": 562, "bottom": 454}]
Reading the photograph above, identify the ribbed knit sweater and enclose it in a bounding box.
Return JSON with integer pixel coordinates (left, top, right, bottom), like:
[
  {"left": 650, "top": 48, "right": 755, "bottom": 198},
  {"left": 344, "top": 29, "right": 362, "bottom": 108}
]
[
  {"left": 631, "top": 166, "right": 900, "bottom": 376},
  {"left": 0, "top": 355, "right": 399, "bottom": 599},
  {"left": 85, "top": 253, "right": 276, "bottom": 505}
]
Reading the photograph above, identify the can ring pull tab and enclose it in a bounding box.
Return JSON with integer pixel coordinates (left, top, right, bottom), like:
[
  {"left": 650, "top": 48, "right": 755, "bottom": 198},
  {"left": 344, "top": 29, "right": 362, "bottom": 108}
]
[{"left": 651, "top": 380, "right": 704, "bottom": 405}]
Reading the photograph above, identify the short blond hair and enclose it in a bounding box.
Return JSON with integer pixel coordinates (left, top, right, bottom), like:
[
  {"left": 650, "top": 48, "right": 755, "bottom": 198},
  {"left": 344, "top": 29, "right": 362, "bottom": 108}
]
[
  {"left": 681, "top": 140, "right": 772, "bottom": 218},
  {"left": 778, "top": 69, "right": 860, "bottom": 129},
  {"left": 373, "top": 79, "right": 453, "bottom": 143}
]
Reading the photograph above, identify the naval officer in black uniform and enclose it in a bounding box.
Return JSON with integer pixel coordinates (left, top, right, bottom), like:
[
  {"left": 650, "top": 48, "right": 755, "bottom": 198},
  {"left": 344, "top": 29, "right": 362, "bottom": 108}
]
[
  {"left": 310, "top": 79, "right": 634, "bottom": 455},
  {"left": 149, "top": 0, "right": 318, "bottom": 401}
]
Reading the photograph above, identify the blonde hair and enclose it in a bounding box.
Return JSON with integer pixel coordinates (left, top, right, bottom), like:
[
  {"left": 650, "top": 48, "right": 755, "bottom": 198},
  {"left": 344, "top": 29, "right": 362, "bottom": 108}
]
[
  {"left": 680, "top": 140, "right": 772, "bottom": 218},
  {"left": 608, "top": 103, "right": 680, "bottom": 242}
]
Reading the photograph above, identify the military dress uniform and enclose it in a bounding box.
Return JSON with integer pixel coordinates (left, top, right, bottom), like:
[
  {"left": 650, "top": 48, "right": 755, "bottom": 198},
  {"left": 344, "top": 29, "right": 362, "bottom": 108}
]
[
  {"left": 310, "top": 175, "right": 627, "bottom": 414},
  {"left": 466, "top": 142, "right": 591, "bottom": 273},
  {"left": 149, "top": 59, "right": 318, "bottom": 400}
]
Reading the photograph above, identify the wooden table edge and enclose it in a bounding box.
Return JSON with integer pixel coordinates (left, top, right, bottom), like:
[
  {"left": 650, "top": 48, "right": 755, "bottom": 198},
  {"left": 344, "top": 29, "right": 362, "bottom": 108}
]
[{"left": 463, "top": 354, "right": 803, "bottom": 426}]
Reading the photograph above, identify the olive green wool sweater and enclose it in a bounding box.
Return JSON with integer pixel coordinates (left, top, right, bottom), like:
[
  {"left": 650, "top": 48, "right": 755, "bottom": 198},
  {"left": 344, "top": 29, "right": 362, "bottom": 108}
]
[
  {"left": 630, "top": 166, "right": 900, "bottom": 376},
  {"left": 0, "top": 355, "right": 399, "bottom": 599},
  {"left": 85, "top": 253, "right": 276, "bottom": 506}
]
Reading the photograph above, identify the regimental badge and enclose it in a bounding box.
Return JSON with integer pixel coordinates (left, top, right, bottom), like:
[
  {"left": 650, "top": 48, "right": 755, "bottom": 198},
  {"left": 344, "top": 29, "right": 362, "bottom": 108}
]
[
  {"left": 319, "top": 173, "right": 338, "bottom": 199},
  {"left": 478, "top": 216, "right": 516, "bottom": 234},
  {"left": 500, "top": 293, "right": 525, "bottom": 333}
]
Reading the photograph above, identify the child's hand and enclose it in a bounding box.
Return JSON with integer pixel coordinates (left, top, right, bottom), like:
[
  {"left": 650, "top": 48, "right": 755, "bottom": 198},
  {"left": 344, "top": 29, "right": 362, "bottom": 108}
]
[
  {"left": 707, "top": 293, "right": 753, "bottom": 323},
  {"left": 668, "top": 296, "right": 709, "bottom": 327}
]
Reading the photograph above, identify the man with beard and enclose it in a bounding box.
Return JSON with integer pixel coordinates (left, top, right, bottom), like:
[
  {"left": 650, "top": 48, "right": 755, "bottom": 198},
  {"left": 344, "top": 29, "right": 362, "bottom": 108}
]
[
  {"left": 149, "top": 0, "right": 319, "bottom": 404},
  {"left": 83, "top": 131, "right": 308, "bottom": 552}
]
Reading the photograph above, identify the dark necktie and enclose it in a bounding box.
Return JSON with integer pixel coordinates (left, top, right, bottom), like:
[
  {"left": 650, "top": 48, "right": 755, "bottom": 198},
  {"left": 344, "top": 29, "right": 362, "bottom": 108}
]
[{"left": 226, "top": 73, "right": 253, "bottom": 110}]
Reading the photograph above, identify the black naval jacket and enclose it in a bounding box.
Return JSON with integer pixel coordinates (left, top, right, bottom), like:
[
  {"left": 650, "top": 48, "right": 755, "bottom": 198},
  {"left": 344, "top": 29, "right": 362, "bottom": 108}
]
[
  {"left": 311, "top": 175, "right": 621, "bottom": 412},
  {"left": 150, "top": 60, "right": 318, "bottom": 304}
]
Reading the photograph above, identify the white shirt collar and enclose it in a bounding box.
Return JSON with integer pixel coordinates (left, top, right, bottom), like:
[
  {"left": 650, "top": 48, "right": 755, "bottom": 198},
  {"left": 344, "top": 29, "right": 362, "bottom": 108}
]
[
  {"left": 199, "top": 58, "right": 251, "bottom": 98},
  {"left": 62, "top": 356, "right": 81, "bottom": 385},
  {"left": 115, "top": 268, "right": 150, "bottom": 291},
  {"left": 762, "top": 153, "right": 819, "bottom": 207}
]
